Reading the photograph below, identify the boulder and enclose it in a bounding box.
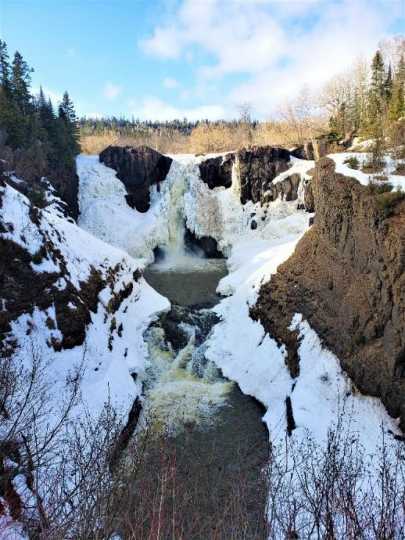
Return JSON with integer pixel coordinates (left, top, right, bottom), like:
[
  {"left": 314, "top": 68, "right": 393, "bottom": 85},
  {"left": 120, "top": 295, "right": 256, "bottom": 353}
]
[{"left": 99, "top": 145, "right": 173, "bottom": 212}]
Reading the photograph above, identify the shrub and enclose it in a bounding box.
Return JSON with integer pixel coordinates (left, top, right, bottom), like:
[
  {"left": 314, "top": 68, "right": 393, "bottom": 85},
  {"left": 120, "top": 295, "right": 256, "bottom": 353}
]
[
  {"left": 374, "top": 174, "right": 389, "bottom": 182},
  {"left": 343, "top": 156, "right": 359, "bottom": 169},
  {"left": 367, "top": 179, "right": 394, "bottom": 195},
  {"left": 376, "top": 188, "right": 405, "bottom": 217},
  {"left": 29, "top": 188, "right": 47, "bottom": 209},
  {"left": 392, "top": 162, "right": 405, "bottom": 175}
]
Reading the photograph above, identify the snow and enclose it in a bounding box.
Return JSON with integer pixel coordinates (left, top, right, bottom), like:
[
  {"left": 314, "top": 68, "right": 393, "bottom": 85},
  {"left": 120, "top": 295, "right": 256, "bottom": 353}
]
[
  {"left": 75, "top": 149, "right": 403, "bottom": 455},
  {"left": 272, "top": 156, "right": 314, "bottom": 184},
  {"left": 2, "top": 147, "right": 403, "bottom": 531},
  {"left": 1, "top": 179, "right": 169, "bottom": 422},
  {"left": 205, "top": 177, "right": 401, "bottom": 462},
  {"left": 330, "top": 152, "right": 405, "bottom": 191}
]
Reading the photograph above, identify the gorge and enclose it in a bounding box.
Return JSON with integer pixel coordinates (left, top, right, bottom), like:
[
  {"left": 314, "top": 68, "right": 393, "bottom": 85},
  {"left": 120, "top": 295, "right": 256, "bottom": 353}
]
[{"left": 1, "top": 142, "right": 405, "bottom": 537}]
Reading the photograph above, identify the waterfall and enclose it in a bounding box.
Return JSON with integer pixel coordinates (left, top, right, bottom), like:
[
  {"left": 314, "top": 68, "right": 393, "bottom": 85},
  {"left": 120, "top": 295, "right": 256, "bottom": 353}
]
[
  {"left": 166, "top": 162, "right": 188, "bottom": 255},
  {"left": 231, "top": 154, "right": 241, "bottom": 199},
  {"left": 155, "top": 158, "right": 209, "bottom": 268}
]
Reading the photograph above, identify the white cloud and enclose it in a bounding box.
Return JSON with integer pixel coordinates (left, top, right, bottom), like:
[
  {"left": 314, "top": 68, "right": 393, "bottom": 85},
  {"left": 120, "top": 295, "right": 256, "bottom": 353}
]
[
  {"left": 163, "top": 77, "right": 180, "bottom": 89},
  {"left": 103, "top": 82, "right": 122, "bottom": 100},
  {"left": 129, "top": 97, "right": 225, "bottom": 121},
  {"left": 140, "top": 0, "right": 401, "bottom": 117},
  {"left": 140, "top": 26, "right": 183, "bottom": 59}
]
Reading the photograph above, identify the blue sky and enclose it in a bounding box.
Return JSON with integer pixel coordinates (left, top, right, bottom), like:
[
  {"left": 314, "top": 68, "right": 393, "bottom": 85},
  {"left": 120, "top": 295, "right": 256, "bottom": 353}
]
[{"left": 1, "top": 0, "right": 404, "bottom": 120}]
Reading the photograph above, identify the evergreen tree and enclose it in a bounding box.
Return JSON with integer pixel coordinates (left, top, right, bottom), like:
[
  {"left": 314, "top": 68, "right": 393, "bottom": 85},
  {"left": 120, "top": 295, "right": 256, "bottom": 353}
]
[
  {"left": 54, "top": 91, "right": 80, "bottom": 167},
  {"left": 367, "top": 50, "right": 386, "bottom": 136},
  {"left": 384, "top": 64, "right": 393, "bottom": 102},
  {"left": 0, "top": 39, "right": 11, "bottom": 96},
  {"left": 388, "top": 55, "right": 405, "bottom": 121},
  {"left": 59, "top": 92, "right": 80, "bottom": 149},
  {"left": 11, "top": 51, "right": 33, "bottom": 114}
]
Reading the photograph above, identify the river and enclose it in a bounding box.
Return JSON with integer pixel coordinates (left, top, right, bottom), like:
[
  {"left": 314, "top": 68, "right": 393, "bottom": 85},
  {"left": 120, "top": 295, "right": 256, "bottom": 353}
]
[{"left": 134, "top": 257, "right": 270, "bottom": 539}]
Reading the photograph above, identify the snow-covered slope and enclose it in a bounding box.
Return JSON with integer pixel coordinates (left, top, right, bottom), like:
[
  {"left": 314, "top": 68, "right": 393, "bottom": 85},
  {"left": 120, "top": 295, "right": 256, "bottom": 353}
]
[
  {"left": 1, "top": 177, "right": 168, "bottom": 419},
  {"left": 330, "top": 152, "right": 405, "bottom": 190}
]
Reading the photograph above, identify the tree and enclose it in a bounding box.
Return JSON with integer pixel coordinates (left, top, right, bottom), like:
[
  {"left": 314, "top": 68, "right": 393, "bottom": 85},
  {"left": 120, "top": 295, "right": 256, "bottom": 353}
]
[
  {"left": 0, "top": 39, "right": 11, "bottom": 96},
  {"left": 388, "top": 56, "right": 405, "bottom": 121},
  {"left": 367, "top": 50, "right": 386, "bottom": 137},
  {"left": 384, "top": 64, "right": 393, "bottom": 102},
  {"left": 58, "top": 91, "right": 80, "bottom": 157},
  {"left": 11, "top": 51, "right": 33, "bottom": 114}
]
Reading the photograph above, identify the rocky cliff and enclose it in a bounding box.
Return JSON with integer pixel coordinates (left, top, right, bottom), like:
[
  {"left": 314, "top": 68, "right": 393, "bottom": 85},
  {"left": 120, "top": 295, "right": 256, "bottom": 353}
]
[
  {"left": 252, "top": 158, "right": 405, "bottom": 429},
  {"left": 198, "top": 146, "right": 294, "bottom": 205},
  {"left": 99, "top": 145, "right": 173, "bottom": 212},
  {"left": 99, "top": 145, "right": 312, "bottom": 215},
  {"left": 237, "top": 146, "right": 291, "bottom": 204}
]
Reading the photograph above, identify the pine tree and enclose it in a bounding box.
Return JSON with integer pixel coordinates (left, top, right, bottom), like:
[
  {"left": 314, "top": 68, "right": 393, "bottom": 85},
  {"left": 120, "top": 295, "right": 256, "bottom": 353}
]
[
  {"left": 58, "top": 91, "right": 80, "bottom": 155},
  {"left": 367, "top": 50, "right": 386, "bottom": 137},
  {"left": 384, "top": 64, "right": 393, "bottom": 102},
  {"left": 387, "top": 55, "right": 405, "bottom": 122},
  {"left": 0, "top": 39, "right": 11, "bottom": 96},
  {"left": 11, "top": 51, "right": 33, "bottom": 114}
]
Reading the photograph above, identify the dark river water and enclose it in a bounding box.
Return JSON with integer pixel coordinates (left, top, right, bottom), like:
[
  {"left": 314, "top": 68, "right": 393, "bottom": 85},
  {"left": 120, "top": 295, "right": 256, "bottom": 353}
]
[{"left": 138, "top": 258, "right": 270, "bottom": 538}]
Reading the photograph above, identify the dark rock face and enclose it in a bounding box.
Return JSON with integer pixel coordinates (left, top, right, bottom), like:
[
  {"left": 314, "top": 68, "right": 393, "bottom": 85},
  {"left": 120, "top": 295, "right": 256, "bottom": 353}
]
[
  {"left": 0, "top": 145, "right": 79, "bottom": 219},
  {"left": 184, "top": 228, "right": 224, "bottom": 258},
  {"left": 198, "top": 154, "right": 234, "bottom": 189},
  {"left": 262, "top": 173, "right": 302, "bottom": 204},
  {"left": 48, "top": 167, "right": 79, "bottom": 219},
  {"left": 99, "top": 145, "right": 173, "bottom": 212},
  {"left": 290, "top": 137, "right": 334, "bottom": 161},
  {"left": 237, "top": 146, "right": 291, "bottom": 204},
  {"left": 198, "top": 146, "right": 295, "bottom": 206},
  {"left": 252, "top": 158, "right": 405, "bottom": 429}
]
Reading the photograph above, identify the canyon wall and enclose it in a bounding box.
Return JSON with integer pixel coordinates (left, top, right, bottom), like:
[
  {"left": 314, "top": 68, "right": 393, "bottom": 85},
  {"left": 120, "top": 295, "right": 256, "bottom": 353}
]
[{"left": 252, "top": 158, "right": 405, "bottom": 429}]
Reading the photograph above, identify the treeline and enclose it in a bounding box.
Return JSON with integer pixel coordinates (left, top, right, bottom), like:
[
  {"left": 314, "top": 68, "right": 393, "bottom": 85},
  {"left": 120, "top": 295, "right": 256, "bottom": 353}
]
[
  {"left": 326, "top": 41, "right": 405, "bottom": 142},
  {"left": 80, "top": 117, "right": 199, "bottom": 136},
  {"left": 80, "top": 116, "right": 258, "bottom": 137},
  {"left": 0, "top": 39, "right": 80, "bottom": 180}
]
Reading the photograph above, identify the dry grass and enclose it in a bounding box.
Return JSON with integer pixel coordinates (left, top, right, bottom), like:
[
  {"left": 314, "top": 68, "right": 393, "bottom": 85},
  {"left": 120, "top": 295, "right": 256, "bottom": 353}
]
[{"left": 79, "top": 119, "right": 329, "bottom": 156}]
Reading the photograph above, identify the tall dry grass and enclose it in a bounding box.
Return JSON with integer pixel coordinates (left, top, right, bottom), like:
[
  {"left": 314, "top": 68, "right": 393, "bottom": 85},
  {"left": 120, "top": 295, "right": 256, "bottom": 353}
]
[{"left": 80, "top": 118, "right": 328, "bottom": 156}]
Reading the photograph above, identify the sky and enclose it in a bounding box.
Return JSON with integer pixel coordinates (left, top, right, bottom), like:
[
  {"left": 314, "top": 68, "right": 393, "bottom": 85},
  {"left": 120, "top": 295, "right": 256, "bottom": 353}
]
[{"left": 1, "top": 0, "right": 404, "bottom": 120}]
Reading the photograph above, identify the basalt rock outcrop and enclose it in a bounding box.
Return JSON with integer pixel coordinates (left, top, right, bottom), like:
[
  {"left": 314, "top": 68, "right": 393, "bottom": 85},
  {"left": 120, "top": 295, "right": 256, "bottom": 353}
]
[
  {"left": 198, "top": 153, "right": 234, "bottom": 190},
  {"left": 99, "top": 145, "right": 173, "bottom": 212},
  {"left": 252, "top": 158, "right": 405, "bottom": 429},
  {"left": 262, "top": 173, "right": 301, "bottom": 205},
  {"left": 237, "top": 146, "right": 291, "bottom": 204},
  {"left": 198, "top": 146, "right": 299, "bottom": 206}
]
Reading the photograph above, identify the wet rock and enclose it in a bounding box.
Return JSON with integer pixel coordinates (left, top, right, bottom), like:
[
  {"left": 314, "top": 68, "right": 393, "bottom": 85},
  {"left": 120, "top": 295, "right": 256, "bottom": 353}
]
[
  {"left": 159, "top": 305, "right": 220, "bottom": 352},
  {"left": 184, "top": 228, "right": 224, "bottom": 258},
  {"left": 99, "top": 145, "right": 173, "bottom": 212}
]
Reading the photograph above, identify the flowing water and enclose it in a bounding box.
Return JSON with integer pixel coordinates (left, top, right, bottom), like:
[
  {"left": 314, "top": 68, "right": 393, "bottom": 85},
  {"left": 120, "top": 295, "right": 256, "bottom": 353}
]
[{"left": 140, "top": 256, "right": 270, "bottom": 538}]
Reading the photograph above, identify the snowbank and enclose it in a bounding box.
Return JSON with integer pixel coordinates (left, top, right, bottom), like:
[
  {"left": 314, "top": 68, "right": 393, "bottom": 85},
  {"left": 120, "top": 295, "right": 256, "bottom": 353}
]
[{"left": 1, "top": 179, "right": 169, "bottom": 420}]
